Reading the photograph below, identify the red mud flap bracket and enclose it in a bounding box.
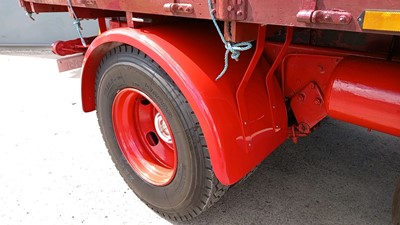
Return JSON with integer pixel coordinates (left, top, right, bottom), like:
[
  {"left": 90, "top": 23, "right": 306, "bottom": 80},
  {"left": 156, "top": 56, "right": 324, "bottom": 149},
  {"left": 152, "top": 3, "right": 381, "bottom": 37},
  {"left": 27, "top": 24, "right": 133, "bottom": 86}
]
[
  {"left": 289, "top": 82, "right": 327, "bottom": 143},
  {"left": 52, "top": 36, "right": 95, "bottom": 56},
  {"left": 290, "top": 82, "right": 327, "bottom": 130},
  {"left": 56, "top": 54, "right": 84, "bottom": 73},
  {"left": 52, "top": 36, "right": 96, "bottom": 72}
]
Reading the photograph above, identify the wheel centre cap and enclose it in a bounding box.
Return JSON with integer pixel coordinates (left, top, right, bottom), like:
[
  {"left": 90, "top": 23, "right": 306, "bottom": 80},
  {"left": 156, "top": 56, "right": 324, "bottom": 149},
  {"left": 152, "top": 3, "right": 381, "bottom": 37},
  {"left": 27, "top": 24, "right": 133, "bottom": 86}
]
[{"left": 154, "top": 112, "right": 172, "bottom": 144}]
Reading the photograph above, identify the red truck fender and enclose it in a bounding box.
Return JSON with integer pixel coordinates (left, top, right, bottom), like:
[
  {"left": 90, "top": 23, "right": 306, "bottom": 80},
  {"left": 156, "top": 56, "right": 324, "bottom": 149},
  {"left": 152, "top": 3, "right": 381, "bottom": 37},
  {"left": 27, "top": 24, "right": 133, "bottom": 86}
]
[{"left": 80, "top": 22, "right": 288, "bottom": 185}]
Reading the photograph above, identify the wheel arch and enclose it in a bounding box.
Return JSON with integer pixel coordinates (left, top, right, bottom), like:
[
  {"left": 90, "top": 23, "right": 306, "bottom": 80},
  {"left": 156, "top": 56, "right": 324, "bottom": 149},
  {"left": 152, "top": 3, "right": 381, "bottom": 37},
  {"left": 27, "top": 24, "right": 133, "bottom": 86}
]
[{"left": 81, "top": 23, "right": 287, "bottom": 185}]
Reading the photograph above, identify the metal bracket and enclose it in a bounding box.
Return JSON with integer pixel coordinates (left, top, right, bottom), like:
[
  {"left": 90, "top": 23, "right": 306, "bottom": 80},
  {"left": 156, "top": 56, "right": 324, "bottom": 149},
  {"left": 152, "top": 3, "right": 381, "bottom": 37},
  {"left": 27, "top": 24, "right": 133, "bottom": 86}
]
[
  {"left": 297, "top": 0, "right": 352, "bottom": 25},
  {"left": 290, "top": 82, "right": 327, "bottom": 130},
  {"left": 51, "top": 36, "right": 95, "bottom": 56},
  {"left": 311, "top": 9, "right": 352, "bottom": 25},
  {"left": 56, "top": 54, "right": 84, "bottom": 73},
  {"left": 26, "top": 12, "right": 35, "bottom": 21},
  {"left": 215, "top": 0, "right": 247, "bottom": 21},
  {"left": 296, "top": 0, "right": 317, "bottom": 23},
  {"left": 127, "top": 12, "right": 153, "bottom": 28},
  {"left": 164, "top": 3, "right": 194, "bottom": 14}
]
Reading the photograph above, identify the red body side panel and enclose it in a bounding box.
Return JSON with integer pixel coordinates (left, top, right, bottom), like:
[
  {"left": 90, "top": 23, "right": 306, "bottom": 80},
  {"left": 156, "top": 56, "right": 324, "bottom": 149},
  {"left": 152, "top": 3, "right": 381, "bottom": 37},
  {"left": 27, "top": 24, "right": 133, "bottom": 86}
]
[
  {"left": 20, "top": 0, "right": 400, "bottom": 34},
  {"left": 81, "top": 22, "right": 288, "bottom": 185}
]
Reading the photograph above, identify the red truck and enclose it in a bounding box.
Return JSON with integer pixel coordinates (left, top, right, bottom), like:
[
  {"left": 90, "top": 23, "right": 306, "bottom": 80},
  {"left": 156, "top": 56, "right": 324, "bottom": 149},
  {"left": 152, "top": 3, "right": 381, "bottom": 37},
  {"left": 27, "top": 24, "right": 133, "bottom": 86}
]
[{"left": 19, "top": 0, "right": 400, "bottom": 222}]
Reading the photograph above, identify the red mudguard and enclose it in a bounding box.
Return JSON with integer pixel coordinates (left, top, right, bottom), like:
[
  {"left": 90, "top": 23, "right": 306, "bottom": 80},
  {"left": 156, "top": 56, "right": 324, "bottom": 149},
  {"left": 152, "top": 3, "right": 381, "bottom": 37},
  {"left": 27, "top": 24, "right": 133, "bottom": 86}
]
[{"left": 80, "top": 21, "right": 288, "bottom": 185}]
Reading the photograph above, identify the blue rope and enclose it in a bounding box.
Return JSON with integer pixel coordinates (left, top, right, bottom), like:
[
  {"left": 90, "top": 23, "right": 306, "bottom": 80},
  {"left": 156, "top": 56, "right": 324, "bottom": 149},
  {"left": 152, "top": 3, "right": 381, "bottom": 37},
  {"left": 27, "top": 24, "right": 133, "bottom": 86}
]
[
  {"left": 67, "top": 0, "right": 87, "bottom": 47},
  {"left": 207, "top": 0, "right": 253, "bottom": 80},
  {"left": 73, "top": 19, "right": 87, "bottom": 47}
]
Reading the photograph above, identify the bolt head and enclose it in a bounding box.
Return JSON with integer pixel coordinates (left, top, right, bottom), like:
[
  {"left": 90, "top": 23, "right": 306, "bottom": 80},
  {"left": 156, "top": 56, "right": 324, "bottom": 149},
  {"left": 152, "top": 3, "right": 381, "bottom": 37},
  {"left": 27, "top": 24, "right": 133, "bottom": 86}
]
[
  {"left": 314, "top": 98, "right": 322, "bottom": 105},
  {"left": 297, "top": 93, "right": 305, "bottom": 102},
  {"left": 339, "top": 16, "right": 348, "bottom": 23}
]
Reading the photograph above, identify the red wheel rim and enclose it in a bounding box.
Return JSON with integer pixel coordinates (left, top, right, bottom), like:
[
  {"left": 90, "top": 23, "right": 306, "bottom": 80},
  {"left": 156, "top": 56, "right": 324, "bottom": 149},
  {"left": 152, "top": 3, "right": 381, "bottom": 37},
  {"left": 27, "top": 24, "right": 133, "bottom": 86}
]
[{"left": 112, "top": 88, "right": 177, "bottom": 186}]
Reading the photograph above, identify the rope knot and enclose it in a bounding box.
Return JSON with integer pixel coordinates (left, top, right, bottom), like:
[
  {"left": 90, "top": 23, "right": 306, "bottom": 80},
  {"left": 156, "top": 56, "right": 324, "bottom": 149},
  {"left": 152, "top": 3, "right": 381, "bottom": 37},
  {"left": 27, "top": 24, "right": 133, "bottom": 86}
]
[
  {"left": 73, "top": 19, "right": 83, "bottom": 30},
  {"left": 214, "top": 41, "right": 253, "bottom": 80},
  {"left": 208, "top": 0, "right": 253, "bottom": 80},
  {"left": 225, "top": 42, "right": 253, "bottom": 62}
]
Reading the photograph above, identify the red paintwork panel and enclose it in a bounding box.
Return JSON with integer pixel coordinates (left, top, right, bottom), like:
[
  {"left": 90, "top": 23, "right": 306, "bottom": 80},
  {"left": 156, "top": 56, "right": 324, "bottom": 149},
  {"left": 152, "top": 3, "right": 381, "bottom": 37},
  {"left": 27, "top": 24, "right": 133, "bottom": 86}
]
[
  {"left": 325, "top": 57, "right": 400, "bottom": 137},
  {"left": 81, "top": 21, "right": 287, "bottom": 185},
  {"left": 20, "top": 0, "right": 400, "bottom": 34},
  {"left": 246, "top": 0, "right": 400, "bottom": 32},
  {"left": 282, "top": 54, "right": 342, "bottom": 98}
]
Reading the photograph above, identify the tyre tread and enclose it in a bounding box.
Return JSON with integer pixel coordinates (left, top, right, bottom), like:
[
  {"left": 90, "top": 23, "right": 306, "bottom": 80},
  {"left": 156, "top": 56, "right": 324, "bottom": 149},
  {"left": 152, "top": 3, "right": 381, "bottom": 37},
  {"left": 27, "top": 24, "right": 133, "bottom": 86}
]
[{"left": 95, "top": 45, "right": 228, "bottom": 222}]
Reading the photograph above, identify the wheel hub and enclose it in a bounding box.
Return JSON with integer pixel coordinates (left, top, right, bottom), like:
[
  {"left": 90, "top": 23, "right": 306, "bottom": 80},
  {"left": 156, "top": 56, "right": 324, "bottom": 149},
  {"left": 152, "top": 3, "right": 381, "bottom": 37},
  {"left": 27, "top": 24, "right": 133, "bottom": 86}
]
[
  {"left": 112, "top": 88, "right": 177, "bottom": 186},
  {"left": 154, "top": 112, "right": 172, "bottom": 144}
]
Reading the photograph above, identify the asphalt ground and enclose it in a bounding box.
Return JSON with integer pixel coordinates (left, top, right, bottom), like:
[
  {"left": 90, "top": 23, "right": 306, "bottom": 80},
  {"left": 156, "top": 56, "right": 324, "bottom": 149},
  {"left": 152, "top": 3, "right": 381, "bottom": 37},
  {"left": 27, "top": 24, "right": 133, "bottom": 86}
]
[{"left": 0, "top": 47, "right": 399, "bottom": 225}]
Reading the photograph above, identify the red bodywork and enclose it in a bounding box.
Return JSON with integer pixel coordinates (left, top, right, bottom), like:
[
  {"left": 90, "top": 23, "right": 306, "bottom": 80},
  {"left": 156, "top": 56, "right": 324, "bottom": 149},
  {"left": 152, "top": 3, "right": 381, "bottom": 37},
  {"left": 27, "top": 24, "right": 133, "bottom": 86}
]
[
  {"left": 326, "top": 58, "right": 400, "bottom": 136},
  {"left": 18, "top": 0, "right": 400, "bottom": 184},
  {"left": 18, "top": 0, "right": 400, "bottom": 34},
  {"left": 80, "top": 22, "right": 400, "bottom": 183},
  {"left": 80, "top": 22, "right": 288, "bottom": 185}
]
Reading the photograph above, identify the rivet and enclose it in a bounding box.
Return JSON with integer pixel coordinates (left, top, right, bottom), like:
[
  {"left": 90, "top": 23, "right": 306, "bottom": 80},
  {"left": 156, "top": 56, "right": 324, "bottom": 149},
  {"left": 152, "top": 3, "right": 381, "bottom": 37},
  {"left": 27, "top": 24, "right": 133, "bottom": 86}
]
[
  {"left": 297, "top": 93, "right": 305, "bottom": 102},
  {"left": 339, "top": 16, "right": 347, "bottom": 23},
  {"left": 314, "top": 98, "right": 322, "bottom": 105}
]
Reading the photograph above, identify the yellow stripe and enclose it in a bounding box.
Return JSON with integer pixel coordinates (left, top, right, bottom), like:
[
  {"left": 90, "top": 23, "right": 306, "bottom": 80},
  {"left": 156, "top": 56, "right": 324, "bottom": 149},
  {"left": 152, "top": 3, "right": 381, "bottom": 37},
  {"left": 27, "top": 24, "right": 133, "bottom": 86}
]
[{"left": 363, "top": 11, "right": 400, "bottom": 32}]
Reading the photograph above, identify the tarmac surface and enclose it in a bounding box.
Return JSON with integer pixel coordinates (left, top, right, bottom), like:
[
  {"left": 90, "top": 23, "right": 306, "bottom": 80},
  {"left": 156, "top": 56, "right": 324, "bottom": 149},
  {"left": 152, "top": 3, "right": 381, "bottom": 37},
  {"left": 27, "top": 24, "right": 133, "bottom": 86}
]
[{"left": 0, "top": 47, "right": 399, "bottom": 225}]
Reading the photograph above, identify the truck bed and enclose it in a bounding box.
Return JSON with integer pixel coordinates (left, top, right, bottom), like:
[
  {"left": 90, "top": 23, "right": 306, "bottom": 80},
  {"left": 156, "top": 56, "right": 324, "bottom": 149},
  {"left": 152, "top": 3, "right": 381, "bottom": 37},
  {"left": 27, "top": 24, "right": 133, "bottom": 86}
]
[{"left": 19, "top": 0, "right": 400, "bottom": 34}]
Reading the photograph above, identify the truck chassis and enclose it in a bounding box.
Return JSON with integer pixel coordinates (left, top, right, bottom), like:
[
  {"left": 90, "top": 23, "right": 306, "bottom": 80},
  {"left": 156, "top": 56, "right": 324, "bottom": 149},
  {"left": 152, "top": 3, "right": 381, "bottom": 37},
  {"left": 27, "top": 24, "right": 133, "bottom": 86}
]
[{"left": 19, "top": 0, "right": 400, "bottom": 222}]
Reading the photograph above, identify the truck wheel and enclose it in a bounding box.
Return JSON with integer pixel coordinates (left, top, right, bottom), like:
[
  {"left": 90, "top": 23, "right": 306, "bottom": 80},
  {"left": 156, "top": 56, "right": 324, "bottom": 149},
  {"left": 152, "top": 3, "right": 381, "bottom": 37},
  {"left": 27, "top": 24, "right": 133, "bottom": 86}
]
[
  {"left": 95, "top": 45, "right": 228, "bottom": 221},
  {"left": 393, "top": 179, "right": 400, "bottom": 225}
]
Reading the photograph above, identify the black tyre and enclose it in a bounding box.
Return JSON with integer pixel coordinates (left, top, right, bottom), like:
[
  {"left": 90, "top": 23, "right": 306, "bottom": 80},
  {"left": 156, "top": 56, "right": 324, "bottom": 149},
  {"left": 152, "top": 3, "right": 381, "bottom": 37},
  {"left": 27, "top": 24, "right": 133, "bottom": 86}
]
[
  {"left": 393, "top": 179, "right": 400, "bottom": 225},
  {"left": 95, "top": 45, "right": 228, "bottom": 221}
]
